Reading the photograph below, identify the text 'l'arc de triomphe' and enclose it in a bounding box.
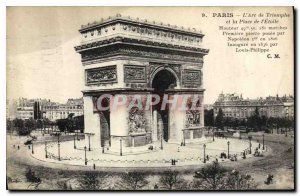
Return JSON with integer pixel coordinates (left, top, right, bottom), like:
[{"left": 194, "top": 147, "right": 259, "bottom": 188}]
[{"left": 75, "top": 14, "right": 209, "bottom": 154}]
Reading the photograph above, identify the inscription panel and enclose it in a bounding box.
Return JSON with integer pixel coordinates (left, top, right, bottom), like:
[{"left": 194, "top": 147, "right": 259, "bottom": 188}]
[{"left": 85, "top": 65, "right": 117, "bottom": 85}]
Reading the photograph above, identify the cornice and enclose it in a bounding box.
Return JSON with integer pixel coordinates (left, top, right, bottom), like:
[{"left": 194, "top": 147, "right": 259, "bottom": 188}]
[
  {"left": 74, "top": 36, "right": 209, "bottom": 55},
  {"left": 79, "top": 14, "right": 204, "bottom": 37}
]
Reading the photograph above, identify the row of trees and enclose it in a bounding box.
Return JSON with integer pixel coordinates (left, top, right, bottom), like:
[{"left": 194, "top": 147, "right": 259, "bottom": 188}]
[
  {"left": 7, "top": 114, "right": 84, "bottom": 136},
  {"left": 7, "top": 118, "right": 39, "bottom": 136},
  {"left": 53, "top": 161, "right": 256, "bottom": 190},
  {"left": 56, "top": 114, "right": 84, "bottom": 133},
  {"left": 205, "top": 107, "right": 294, "bottom": 132}
]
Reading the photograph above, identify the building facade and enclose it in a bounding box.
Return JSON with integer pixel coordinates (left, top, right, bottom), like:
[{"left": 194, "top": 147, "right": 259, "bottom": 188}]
[
  {"left": 13, "top": 98, "right": 84, "bottom": 121},
  {"left": 15, "top": 98, "right": 47, "bottom": 120},
  {"left": 75, "top": 14, "right": 209, "bottom": 153},
  {"left": 213, "top": 93, "right": 294, "bottom": 119},
  {"left": 43, "top": 98, "right": 84, "bottom": 121}
]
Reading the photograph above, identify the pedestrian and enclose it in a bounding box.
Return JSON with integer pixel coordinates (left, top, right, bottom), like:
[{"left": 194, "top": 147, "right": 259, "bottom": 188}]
[
  {"left": 243, "top": 151, "right": 246, "bottom": 159},
  {"left": 17, "top": 145, "right": 20, "bottom": 150}
]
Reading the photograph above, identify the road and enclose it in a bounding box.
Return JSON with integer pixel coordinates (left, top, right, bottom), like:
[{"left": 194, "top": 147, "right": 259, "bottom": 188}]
[{"left": 6, "top": 132, "right": 294, "bottom": 190}]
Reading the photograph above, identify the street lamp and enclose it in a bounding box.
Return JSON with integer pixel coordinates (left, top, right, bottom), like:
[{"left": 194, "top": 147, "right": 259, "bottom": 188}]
[
  {"left": 74, "top": 134, "right": 76, "bottom": 149},
  {"left": 32, "top": 142, "right": 34, "bottom": 154},
  {"left": 203, "top": 144, "right": 206, "bottom": 163},
  {"left": 248, "top": 136, "right": 252, "bottom": 154},
  {"left": 58, "top": 142, "right": 61, "bottom": 161},
  {"left": 227, "top": 141, "right": 230, "bottom": 159},
  {"left": 75, "top": 130, "right": 80, "bottom": 141},
  {"left": 88, "top": 134, "right": 91, "bottom": 151},
  {"left": 161, "top": 134, "right": 163, "bottom": 150},
  {"left": 262, "top": 134, "right": 265, "bottom": 150},
  {"left": 84, "top": 146, "right": 87, "bottom": 165},
  {"left": 85, "top": 133, "right": 94, "bottom": 151},
  {"left": 285, "top": 129, "right": 288, "bottom": 137},
  {"left": 183, "top": 131, "right": 186, "bottom": 146},
  {"left": 120, "top": 138, "right": 123, "bottom": 156},
  {"left": 57, "top": 133, "right": 61, "bottom": 161},
  {"left": 45, "top": 141, "right": 48, "bottom": 158}
]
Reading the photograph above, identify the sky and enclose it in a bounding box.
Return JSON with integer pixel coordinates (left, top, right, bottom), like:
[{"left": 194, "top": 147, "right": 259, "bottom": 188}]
[{"left": 6, "top": 7, "right": 294, "bottom": 104}]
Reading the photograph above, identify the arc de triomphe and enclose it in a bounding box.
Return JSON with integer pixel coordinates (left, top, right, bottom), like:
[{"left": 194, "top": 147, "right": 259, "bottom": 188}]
[{"left": 75, "top": 14, "right": 209, "bottom": 154}]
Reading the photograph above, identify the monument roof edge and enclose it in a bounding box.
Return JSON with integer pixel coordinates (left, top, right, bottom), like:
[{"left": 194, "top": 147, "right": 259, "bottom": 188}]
[{"left": 79, "top": 16, "right": 205, "bottom": 37}]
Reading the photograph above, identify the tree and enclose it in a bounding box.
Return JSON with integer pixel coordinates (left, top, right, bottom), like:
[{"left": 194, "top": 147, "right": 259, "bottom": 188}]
[
  {"left": 193, "top": 162, "right": 257, "bottom": 190},
  {"left": 215, "top": 109, "right": 224, "bottom": 130},
  {"left": 226, "top": 170, "right": 257, "bottom": 190},
  {"left": 204, "top": 109, "right": 214, "bottom": 127},
  {"left": 6, "top": 119, "right": 13, "bottom": 133},
  {"left": 159, "top": 170, "right": 185, "bottom": 190},
  {"left": 13, "top": 118, "right": 35, "bottom": 136},
  {"left": 119, "top": 171, "right": 148, "bottom": 190},
  {"left": 66, "top": 113, "right": 75, "bottom": 132},
  {"left": 57, "top": 180, "right": 73, "bottom": 190},
  {"left": 78, "top": 172, "right": 107, "bottom": 190},
  {"left": 25, "top": 168, "right": 41, "bottom": 183},
  {"left": 43, "top": 118, "right": 52, "bottom": 131},
  {"left": 36, "top": 119, "right": 43, "bottom": 130},
  {"left": 13, "top": 118, "right": 24, "bottom": 133},
  {"left": 73, "top": 115, "right": 84, "bottom": 133},
  {"left": 56, "top": 119, "right": 67, "bottom": 132},
  {"left": 24, "top": 118, "right": 36, "bottom": 131},
  {"left": 193, "top": 161, "right": 229, "bottom": 190}
]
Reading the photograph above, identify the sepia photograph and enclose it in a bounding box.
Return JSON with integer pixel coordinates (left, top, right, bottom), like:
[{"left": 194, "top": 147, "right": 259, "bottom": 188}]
[{"left": 6, "top": 6, "right": 295, "bottom": 191}]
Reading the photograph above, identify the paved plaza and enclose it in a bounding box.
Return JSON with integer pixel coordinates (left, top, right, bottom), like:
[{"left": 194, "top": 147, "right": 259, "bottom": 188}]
[
  {"left": 7, "top": 132, "right": 294, "bottom": 190},
  {"left": 30, "top": 136, "right": 262, "bottom": 167}
]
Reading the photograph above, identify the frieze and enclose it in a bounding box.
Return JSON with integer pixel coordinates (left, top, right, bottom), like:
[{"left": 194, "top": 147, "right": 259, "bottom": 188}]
[
  {"left": 81, "top": 47, "right": 204, "bottom": 65},
  {"left": 124, "top": 65, "right": 147, "bottom": 83},
  {"left": 85, "top": 65, "right": 117, "bottom": 85},
  {"left": 119, "top": 49, "right": 203, "bottom": 63},
  {"left": 182, "top": 69, "right": 201, "bottom": 87},
  {"left": 75, "top": 37, "right": 209, "bottom": 55}
]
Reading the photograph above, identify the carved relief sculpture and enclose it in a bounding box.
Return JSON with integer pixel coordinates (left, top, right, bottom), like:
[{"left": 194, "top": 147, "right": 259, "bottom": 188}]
[
  {"left": 185, "top": 95, "right": 201, "bottom": 128},
  {"left": 85, "top": 65, "right": 117, "bottom": 85},
  {"left": 124, "top": 65, "right": 146, "bottom": 83},
  {"left": 128, "top": 107, "right": 146, "bottom": 134}
]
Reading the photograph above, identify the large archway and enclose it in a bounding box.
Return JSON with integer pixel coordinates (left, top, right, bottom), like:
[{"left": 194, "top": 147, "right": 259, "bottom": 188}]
[{"left": 151, "top": 69, "right": 177, "bottom": 142}]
